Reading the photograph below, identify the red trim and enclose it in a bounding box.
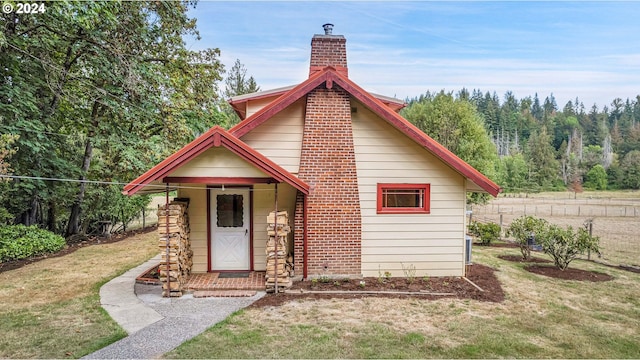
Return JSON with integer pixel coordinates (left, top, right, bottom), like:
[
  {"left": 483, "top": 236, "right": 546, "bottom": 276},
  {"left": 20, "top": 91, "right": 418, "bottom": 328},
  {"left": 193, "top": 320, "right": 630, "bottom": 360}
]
[
  {"left": 122, "top": 126, "right": 309, "bottom": 196},
  {"left": 164, "top": 177, "right": 274, "bottom": 184},
  {"left": 376, "top": 183, "right": 431, "bottom": 214},
  {"left": 229, "top": 67, "right": 500, "bottom": 197},
  {"left": 228, "top": 85, "right": 405, "bottom": 120},
  {"left": 206, "top": 188, "right": 211, "bottom": 272},
  {"left": 249, "top": 186, "right": 254, "bottom": 271},
  {"left": 207, "top": 186, "right": 253, "bottom": 272},
  {"left": 230, "top": 70, "right": 330, "bottom": 136},
  {"left": 303, "top": 194, "right": 308, "bottom": 280}
]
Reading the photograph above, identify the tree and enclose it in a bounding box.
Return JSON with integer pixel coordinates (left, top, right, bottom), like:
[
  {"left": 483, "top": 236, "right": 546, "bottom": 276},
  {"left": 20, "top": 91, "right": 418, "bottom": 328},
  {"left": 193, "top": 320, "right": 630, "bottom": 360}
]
[
  {"left": 402, "top": 91, "right": 497, "bottom": 177},
  {"left": 537, "top": 224, "right": 600, "bottom": 271},
  {"left": 402, "top": 91, "right": 497, "bottom": 202},
  {"left": 620, "top": 150, "right": 640, "bottom": 189},
  {"left": 220, "top": 59, "right": 261, "bottom": 126},
  {"left": 525, "top": 127, "right": 559, "bottom": 190},
  {"left": 507, "top": 215, "right": 549, "bottom": 260},
  {"left": 584, "top": 164, "right": 607, "bottom": 190},
  {"left": 1, "top": 1, "right": 225, "bottom": 236}
]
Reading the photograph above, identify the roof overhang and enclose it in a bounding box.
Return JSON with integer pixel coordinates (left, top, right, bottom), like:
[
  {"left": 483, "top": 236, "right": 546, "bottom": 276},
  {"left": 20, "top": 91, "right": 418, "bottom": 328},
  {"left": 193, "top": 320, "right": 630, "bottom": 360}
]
[
  {"left": 229, "top": 83, "right": 406, "bottom": 120},
  {"left": 123, "top": 126, "right": 310, "bottom": 196},
  {"left": 229, "top": 67, "right": 500, "bottom": 197}
]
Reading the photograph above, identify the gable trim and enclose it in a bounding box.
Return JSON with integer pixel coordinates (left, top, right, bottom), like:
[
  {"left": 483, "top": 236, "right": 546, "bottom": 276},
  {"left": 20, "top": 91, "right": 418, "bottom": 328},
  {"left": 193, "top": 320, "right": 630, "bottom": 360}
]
[
  {"left": 123, "top": 126, "right": 309, "bottom": 196},
  {"left": 229, "top": 67, "right": 500, "bottom": 197}
]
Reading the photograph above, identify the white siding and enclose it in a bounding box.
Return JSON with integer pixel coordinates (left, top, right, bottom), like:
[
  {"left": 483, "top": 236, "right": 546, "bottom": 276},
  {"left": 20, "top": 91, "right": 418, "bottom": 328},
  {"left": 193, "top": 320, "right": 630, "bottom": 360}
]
[
  {"left": 177, "top": 183, "right": 297, "bottom": 273},
  {"left": 352, "top": 101, "right": 467, "bottom": 277},
  {"left": 246, "top": 96, "right": 280, "bottom": 117},
  {"left": 167, "top": 147, "right": 270, "bottom": 178},
  {"left": 251, "top": 183, "right": 297, "bottom": 271},
  {"left": 177, "top": 185, "right": 208, "bottom": 273},
  {"left": 240, "top": 99, "right": 305, "bottom": 174}
]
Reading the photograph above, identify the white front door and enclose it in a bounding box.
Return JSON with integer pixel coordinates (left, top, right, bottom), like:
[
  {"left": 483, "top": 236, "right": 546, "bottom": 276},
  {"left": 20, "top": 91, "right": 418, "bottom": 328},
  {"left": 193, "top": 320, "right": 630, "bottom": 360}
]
[{"left": 210, "top": 188, "right": 250, "bottom": 270}]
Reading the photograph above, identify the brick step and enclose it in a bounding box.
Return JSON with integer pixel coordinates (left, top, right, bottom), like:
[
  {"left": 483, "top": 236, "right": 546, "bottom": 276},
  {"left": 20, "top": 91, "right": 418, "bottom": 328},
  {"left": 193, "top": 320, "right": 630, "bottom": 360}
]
[{"left": 192, "top": 290, "right": 257, "bottom": 298}]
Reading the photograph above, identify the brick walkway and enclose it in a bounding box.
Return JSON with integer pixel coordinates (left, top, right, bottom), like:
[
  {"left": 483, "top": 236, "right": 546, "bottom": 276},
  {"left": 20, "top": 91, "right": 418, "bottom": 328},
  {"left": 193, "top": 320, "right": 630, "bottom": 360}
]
[{"left": 184, "top": 272, "right": 265, "bottom": 291}]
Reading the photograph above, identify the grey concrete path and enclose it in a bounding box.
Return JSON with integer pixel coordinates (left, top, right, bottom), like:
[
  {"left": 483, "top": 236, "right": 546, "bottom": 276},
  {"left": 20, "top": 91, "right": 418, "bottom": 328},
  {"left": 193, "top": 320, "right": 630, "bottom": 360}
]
[{"left": 84, "top": 256, "right": 264, "bottom": 359}]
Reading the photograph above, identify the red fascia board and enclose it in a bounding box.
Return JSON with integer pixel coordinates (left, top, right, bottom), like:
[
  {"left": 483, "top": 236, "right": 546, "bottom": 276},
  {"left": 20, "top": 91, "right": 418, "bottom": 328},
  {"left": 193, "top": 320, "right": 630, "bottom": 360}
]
[
  {"left": 123, "top": 126, "right": 309, "bottom": 196},
  {"left": 123, "top": 126, "right": 223, "bottom": 195},
  {"left": 329, "top": 72, "right": 501, "bottom": 197},
  {"left": 163, "top": 177, "right": 274, "bottom": 184},
  {"left": 230, "top": 70, "right": 330, "bottom": 137},
  {"left": 227, "top": 66, "right": 499, "bottom": 196}
]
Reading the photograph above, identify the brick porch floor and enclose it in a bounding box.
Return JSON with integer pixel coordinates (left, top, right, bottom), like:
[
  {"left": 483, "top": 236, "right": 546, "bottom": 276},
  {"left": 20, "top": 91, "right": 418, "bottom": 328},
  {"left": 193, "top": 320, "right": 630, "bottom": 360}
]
[{"left": 184, "top": 272, "right": 265, "bottom": 291}]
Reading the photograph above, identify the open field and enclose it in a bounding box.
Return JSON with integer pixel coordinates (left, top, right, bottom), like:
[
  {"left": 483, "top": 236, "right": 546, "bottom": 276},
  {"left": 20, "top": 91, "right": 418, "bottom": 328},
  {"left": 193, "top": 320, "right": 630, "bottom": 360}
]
[
  {"left": 0, "top": 230, "right": 158, "bottom": 359},
  {"left": 166, "top": 245, "right": 640, "bottom": 358},
  {"left": 471, "top": 191, "right": 640, "bottom": 266}
]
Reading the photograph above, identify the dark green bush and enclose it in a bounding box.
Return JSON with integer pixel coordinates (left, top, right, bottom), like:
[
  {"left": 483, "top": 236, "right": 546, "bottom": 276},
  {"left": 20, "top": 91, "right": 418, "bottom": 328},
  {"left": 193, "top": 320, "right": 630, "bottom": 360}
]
[
  {"left": 469, "top": 221, "right": 501, "bottom": 245},
  {"left": 0, "top": 225, "right": 66, "bottom": 262}
]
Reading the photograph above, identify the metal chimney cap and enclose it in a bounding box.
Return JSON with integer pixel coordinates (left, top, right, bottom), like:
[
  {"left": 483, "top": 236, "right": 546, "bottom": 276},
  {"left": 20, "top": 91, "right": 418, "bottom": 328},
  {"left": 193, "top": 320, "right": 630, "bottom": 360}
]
[{"left": 322, "top": 23, "right": 334, "bottom": 35}]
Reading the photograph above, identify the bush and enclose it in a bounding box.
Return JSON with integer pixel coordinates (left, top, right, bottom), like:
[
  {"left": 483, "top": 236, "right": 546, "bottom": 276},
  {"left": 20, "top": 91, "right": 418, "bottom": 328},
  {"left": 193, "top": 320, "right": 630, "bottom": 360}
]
[
  {"left": 469, "top": 221, "right": 501, "bottom": 245},
  {"left": 537, "top": 224, "right": 600, "bottom": 270},
  {"left": 507, "top": 216, "right": 549, "bottom": 260},
  {"left": 0, "top": 225, "right": 66, "bottom": 262}
]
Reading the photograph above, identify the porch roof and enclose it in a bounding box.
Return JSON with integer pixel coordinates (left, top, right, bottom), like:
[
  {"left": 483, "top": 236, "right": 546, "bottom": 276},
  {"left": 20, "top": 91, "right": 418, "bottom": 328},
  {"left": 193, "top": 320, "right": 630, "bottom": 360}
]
[{"left": 123, "top": 126, "right": 310, "bottom": 196}]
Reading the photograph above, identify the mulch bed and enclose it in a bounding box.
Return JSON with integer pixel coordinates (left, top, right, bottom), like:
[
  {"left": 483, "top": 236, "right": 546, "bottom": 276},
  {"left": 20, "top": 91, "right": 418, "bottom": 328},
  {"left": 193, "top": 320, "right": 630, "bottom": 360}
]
[
  {"left": 250, "top": 264, "right": 505, "bottom": 308},
  {"left": 497, "top": 254, "right": 551, "bottom": 263},
  {"left": 525, "top": 265, "right": 614, "bottom": 282},
  {"left": 0, "top": 226, "right": 157, "bottom": 274}
]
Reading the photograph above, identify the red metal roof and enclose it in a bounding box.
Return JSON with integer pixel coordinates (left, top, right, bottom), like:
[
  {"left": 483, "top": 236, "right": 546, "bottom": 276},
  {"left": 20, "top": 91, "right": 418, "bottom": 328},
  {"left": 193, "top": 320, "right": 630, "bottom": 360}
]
[
  {"left": 230, "top": 66, "right": 500, "bottom": 197},
  {"left": 122, "top": 126, "right": 310, "bottom": 196}
]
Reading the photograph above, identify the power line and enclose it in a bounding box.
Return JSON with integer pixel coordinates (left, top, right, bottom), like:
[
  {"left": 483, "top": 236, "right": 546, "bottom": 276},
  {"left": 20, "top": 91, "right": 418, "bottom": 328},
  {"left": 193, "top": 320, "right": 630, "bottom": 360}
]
[{"left": 0, "top": 174, "right": 283, "bottom": 192}]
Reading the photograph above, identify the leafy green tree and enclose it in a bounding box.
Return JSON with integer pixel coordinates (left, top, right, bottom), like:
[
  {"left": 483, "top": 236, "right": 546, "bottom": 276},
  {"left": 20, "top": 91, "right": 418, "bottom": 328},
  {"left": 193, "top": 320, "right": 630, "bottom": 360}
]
[
  {"left": 507, "top": 215, "right": 549, "bottom": 260},
  {"left": 403, "top": 91, "right": 497, "bottom": 179},
  {"left": 495, "top": 153, "right": 529, "bottom": 192},
  {"left": 537, "top": 224, "right": 600, "bottom": 271},
  {"left": 1, "top": 1, "right": 225, "bottom": 236},
  {"left": 584, "top": 164, "right": 607, "bottom": 190},
  {"left": 525, "top": 127, "right": 559, "bottom": 190},
  {"left": 620, "top": 150, "right": 640, "bottom": 189}
]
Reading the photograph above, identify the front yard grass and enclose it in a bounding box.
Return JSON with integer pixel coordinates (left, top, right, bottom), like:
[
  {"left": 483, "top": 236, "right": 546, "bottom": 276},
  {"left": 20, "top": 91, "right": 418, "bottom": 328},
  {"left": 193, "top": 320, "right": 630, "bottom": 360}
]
[
  {"left": 166, "top": 245, "right": 640, "bottom": 359},
  {"left": 0, "top": 230, "right": 157, "bottom": 359}
]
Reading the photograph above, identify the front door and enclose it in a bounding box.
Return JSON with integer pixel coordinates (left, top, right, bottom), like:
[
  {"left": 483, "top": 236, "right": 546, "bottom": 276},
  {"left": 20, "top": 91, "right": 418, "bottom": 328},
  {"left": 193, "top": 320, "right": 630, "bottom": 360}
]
[{"left": 210, "top": 188, "right": 250, "bottom": 270}]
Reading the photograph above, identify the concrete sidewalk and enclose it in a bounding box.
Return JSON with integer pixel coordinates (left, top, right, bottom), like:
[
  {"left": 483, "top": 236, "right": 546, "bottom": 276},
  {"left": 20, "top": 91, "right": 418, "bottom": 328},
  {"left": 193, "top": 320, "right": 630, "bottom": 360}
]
[{"left": 84, "top": 256, "right": 264, "bottom": 359}]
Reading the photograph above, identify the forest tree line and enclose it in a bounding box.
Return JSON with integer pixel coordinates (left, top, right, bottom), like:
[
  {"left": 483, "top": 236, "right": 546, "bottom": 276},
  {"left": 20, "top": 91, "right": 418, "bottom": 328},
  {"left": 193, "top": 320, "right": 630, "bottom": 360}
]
[
  {"left": 2, "top": 1, "right": 639, "bottom": 240},
  {"left": 401, "top": 90, "right": 640, "bottom": 194}
]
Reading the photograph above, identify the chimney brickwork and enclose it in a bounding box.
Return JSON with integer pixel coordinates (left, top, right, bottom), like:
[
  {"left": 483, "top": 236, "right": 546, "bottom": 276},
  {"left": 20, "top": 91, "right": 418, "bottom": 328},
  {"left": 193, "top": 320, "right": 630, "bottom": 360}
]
[
  {"left": 309, "top": 34, "right": 348, "bottom": 77},
  {"left": 296, "top": 85, "right": 362, "bottom": 276}
]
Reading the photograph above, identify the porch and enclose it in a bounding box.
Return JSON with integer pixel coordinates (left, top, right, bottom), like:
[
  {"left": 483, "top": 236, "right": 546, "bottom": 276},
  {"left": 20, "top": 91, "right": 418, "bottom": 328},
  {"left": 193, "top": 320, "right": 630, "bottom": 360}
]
[{"left": 136, "top": 265, "right": 266, "bottom": 297}]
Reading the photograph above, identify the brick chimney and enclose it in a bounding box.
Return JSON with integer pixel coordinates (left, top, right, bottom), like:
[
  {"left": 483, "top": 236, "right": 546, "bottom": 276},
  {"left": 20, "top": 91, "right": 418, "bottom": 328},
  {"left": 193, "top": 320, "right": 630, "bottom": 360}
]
[
  {"left": 294, "top": 25, "right": 361, "bottom": 277},
  {"left": 309, "top": 23, "right": 348, "bottom": 77}
]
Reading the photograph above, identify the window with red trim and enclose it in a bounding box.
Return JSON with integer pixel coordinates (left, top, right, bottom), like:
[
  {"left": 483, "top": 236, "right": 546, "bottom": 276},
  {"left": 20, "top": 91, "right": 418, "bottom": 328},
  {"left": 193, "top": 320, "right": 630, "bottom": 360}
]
[{"left": 377, "top": 184, "right": 430, "bottom": 214}]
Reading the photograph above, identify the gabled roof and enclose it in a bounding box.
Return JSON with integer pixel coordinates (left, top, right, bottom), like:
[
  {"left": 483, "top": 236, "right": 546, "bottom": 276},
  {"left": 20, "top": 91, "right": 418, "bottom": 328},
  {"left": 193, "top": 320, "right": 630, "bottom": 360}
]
[
  {"left": 230, "top": 66, "right": 500, "bottom": 197},
  {"left": 123, "top": 126, "right": 310, "bottom": 196},
  {"left": 229, "top": 84, "right": 406, "bottom": 119}
]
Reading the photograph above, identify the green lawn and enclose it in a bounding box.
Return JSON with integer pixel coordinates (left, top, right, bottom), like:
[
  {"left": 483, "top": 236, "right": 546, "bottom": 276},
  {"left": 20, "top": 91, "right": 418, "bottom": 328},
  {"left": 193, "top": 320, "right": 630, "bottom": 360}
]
[
  {"left": 0, "top": 231, "right": 158, "bottom": 359},
  {"left": 166, "top": 245, "right": 640, "bottom": 358}
]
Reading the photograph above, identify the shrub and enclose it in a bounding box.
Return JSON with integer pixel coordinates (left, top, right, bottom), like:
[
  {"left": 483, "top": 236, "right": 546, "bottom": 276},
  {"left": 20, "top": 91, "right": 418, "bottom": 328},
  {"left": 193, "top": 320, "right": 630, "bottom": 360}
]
[
  {"left": 537, "top": 224, "right": 600, "bottom": 270},
  {"left": 0, "top": 225, "right": 65, "bottom": 262},
  {"left": 507, "top": 216, "right": 549, "bottom": 260},
  {"left": 469, "top": 221, "right": 501, "bottom": 245}
]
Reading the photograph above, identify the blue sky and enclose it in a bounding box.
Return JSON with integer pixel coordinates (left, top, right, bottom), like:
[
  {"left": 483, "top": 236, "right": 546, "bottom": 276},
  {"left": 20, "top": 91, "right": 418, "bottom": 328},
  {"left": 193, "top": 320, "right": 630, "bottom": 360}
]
[{"left": 187, "top": 1, "right": 640, "bottom": 108}]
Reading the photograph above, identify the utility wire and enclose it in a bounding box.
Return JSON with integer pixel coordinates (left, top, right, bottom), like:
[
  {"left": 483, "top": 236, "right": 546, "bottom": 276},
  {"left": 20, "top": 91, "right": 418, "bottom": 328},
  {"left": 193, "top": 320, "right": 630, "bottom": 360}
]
[{"left": 0, "top": 174, "right": 284, "bottom": 192}]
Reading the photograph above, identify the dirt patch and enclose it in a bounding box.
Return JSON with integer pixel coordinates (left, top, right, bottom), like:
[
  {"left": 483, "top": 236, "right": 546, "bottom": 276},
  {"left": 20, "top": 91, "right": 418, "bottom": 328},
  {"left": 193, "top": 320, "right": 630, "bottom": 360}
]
[
  {"left": 251, "top": 264, "right": 504, "bottom": 307},
  {"left": 0, "top": 226, "right": 157, "bottom": 274},
  {"left": 498, "top": 254, "right": 551, "bottom": 263},
  {"left": 525, "top": 265, "right": 614, "bottom": 282}
]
